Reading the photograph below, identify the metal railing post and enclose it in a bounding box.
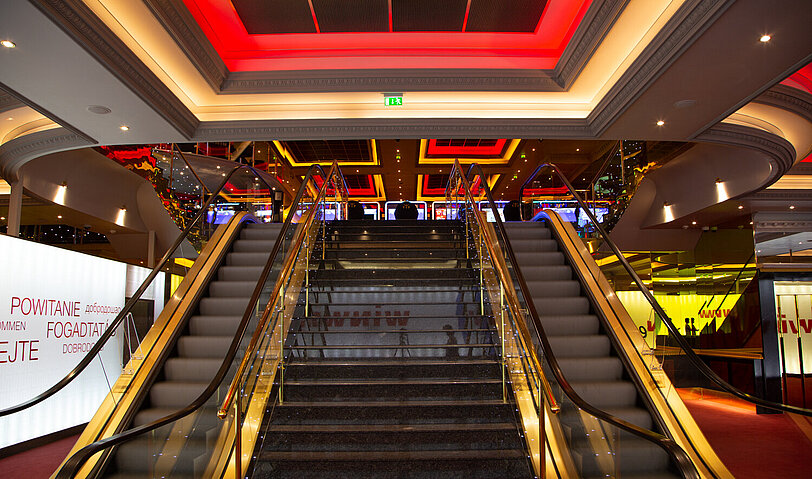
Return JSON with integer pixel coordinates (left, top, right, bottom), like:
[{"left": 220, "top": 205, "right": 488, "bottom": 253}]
[{"left": 234, "top": 395, "right": 242, "bottom": 479}]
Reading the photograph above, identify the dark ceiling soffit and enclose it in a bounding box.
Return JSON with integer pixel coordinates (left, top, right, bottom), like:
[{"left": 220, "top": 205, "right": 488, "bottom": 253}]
[
  {"left": 690, "top": 52, "right": 812, "bottom": 140},
  {"left": 0, "top": 88, "right": 25, "bottom": 113},
  {"left": 753, "top": 84, "right": 812, "bottom": 125},
  {"left": 145, "top": 0, "right": 617, "bottom": 94},
  {"left": 587, "top": 0, "right": 735, "bottom": 136},
  {"left": 696, "top": 122, "right": 796, "bottom": 187},
  {"left": 30, "top": 0, "right": 199, "bottom": 140},
  {"left": 142, "top": 0, "right": 227, "bottom": 91},
  {"left": 221, "top": 69, "right": 564, "bottom": 94},
  {"left": 0, "top": 80, "right": 96, "bottom": 145},
  {"left": 0, "top": 128, "right": 93, "bottom": 183},
  {"left": 553, "top": 0, "right": 628, "bottom": 90},
  {"left": 193, "top": 118, "right": 590, "bottom": 142}
]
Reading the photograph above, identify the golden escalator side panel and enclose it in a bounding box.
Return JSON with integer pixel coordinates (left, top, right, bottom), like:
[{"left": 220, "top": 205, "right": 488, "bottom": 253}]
[
  {"left": 51, "top": 212, "right": 255, "bottom": 479},
  {"left": 543, "top": 210, "right": 733, "bottom": 479}
]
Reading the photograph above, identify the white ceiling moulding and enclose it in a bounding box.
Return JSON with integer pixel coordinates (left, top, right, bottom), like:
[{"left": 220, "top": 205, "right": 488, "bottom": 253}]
[{"left": 0, "top": 128, "right": 93, "bottom": 183}]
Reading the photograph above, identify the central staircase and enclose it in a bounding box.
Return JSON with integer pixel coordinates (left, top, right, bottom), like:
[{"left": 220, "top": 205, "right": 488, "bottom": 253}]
[{"left": 251, "top": 219, "right": 534, "bottom": 478}]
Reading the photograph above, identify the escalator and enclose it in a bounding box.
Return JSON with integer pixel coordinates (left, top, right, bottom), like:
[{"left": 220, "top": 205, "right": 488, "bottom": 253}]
[
  {"left": 107, "top": 219, "right": 281, "bottom": 477},
  {"left": 505, "top": 220, "right": 680, "bottom": 477}
]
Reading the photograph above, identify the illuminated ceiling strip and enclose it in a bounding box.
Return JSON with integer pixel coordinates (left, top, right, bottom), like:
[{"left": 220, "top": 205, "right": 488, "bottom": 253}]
[
  {"left": 416, "top": 174, "right": 499, "bottom": 201},
  {"left": 418, "top": 139, "right": 521, "bottom": 165},
  {"left": 273, "top": 140, "right": 380, "bottom": 167}
]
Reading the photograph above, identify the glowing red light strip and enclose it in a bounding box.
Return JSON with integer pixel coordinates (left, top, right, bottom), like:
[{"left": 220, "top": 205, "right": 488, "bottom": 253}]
[
  {"left": 462, "top": 0, "right": 472, "bottom": 32},
  {"left": 181, "top": 0, "right": 592, "bottom": 72},
  {"left": 308, "top": 0, "right": 321, "bottom": 34},
  {"left": 388, "top": 0, "right": 393, "bottom": 33}
]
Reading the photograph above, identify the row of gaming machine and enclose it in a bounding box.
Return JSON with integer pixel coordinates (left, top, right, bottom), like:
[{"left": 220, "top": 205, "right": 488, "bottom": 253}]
[{"left": 208, "top": 200, "right": 610, "bottom": 226}]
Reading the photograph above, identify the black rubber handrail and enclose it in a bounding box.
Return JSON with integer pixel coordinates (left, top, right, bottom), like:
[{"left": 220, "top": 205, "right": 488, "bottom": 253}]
[
  {"left": 450, "top": 163, "right": 700, "bottom": 478},
  {"left": 55, "top": 163, "right": 335, "bottom": 479},
  {"left": 0, "top": 160, "right": 280, "bottom": 418},
  {"left": 525, "top": 163, "right": 812, "bottom": 417}
]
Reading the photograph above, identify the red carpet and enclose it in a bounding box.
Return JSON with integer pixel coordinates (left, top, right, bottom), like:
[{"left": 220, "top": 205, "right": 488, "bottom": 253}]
[
  {"left": 0, "top": 435, "right": 78, "bottom": 479},
  {"left": 679, "top": 389, "right": 812, "bottom": 479}
]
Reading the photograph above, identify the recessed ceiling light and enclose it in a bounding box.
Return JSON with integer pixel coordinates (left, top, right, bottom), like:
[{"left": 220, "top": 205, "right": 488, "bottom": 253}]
[
  {"left": 6, "top": 117, "right": 13, "bottom": 121},
  {"left": 691, "top": 221, "right": 697, "bottom": 225},
  {"left": 760, "top": 35, "right": 771, "bottom": 43},
  {"left": 0, "top": 216, "right": 5, "bottom": 220},
  {"left": 1, "top": 40, "right": 16, "bottom": 48},
  {"left": 738, "top": 205, "right": 743, "bottom": 209},
  {"left": 576, "top": 148, "right": 580, "bottom": 152},
  {"left": 789, "top": 205, "right": 795, "bottom": 209},
  {"left": 656, "top": 120, "right": 665, "bottom": 126},
  {"left": 57, "top": 215, "right": 62, "bottom": 219},
  {"left": 119, "top": 125, "right": 129, "bottom": 131}
]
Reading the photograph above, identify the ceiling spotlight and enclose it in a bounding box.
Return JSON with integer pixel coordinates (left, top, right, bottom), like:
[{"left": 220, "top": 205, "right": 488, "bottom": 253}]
[
  {"left": 759, "top": 35, "right": 771, "bottom": 43},
  {"left": 1, "top": 40, "right": 16, "bottom": 48},
  {"left": 738, "top": 205, "right": 744, "bottom": 209},
  {"left": 656, "top": 120, "right": 665, "bottom": 126},
  {"left": 576, "top": 148, "right": 580, "bottom": 152},
  {"left": 57, "top": 215, "right": 62, "bottom": 219},
  {"left": 691, "top": 221, "right": 697, "bottom": 225},
  {"left": 790, "top": 205, "right": 795, "bottom": 210},
  {"left": 119, "top": 125, "right": 129, "bottom": 131}
]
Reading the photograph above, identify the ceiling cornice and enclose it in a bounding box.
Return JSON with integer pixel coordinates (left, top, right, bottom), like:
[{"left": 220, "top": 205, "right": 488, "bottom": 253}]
[
  {"left": 30, "top": 0, "right": 199, "bottom": 139},
  {"left": 753, "top": 84, "right": 812, "bottom": 124},
  {"left": 553, "top": 0, "right": 628, "bottom": 90},
  {"left": 194, "top": 118, "right": 590, "bottom": 142},
  {"left": 0, "top": 88, "right": 25, "bottom": 113},
  {"left": 588, "top": 0, "right": 735, "bottom": 135},
  {"left": 696, "top": 122, "right": 796, "bottom": 186},
  {"left": 142, "top": 0, "right": 227, "bottom": 91},
  {"left": 221, "top": 69, "right": 565, "bottom": 94},
  {"left": 0, "top": 127, "right": 93, "bottom": 183}
]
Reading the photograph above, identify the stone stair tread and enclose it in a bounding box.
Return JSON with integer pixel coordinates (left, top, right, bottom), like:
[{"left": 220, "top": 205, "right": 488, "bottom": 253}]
[
  {"left": 267, "top": 423, "right": 517, "bottom": 433},
  {"left": 276, "top": 399, "right": 508, "bottom": 408},
  {"left": 259, "top": 449, "right": 525, "bottom": 461},
  {"left": 286, "top": 378, "right": 502, "bottom": 386}
]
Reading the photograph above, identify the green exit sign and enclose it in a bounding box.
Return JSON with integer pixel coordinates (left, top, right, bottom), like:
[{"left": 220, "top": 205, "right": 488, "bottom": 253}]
[{"left": 385, "top": 96, "right": 403, "bottom": 106}]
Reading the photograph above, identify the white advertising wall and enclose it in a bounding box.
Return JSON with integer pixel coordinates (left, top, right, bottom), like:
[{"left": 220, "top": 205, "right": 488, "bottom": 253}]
[{"left": 0, "top": 235, "right": 127, "bottom": 449}]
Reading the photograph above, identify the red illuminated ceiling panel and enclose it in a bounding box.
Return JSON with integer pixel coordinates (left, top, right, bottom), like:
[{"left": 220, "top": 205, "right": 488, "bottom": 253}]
[
  {"left": 181, "top": 0, "right": 591, "bottom": 72},
  {"left": 781, "top": 63, "right": 812, "bottom": 95},
  {"left": 427, "top": 139, "right": 507, "bottom": 157}
]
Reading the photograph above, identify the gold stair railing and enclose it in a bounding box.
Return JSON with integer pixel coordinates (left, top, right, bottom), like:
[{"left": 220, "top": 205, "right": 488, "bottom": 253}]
[
  {"left": 214, "top": 161, "right": 349, "bottom": 478},
  {"left": 446, "top": 161, "right": 560, "bottom": 478}
]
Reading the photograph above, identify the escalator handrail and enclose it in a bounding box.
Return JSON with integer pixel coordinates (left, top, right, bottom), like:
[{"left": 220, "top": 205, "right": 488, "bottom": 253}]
[
  {"left": 450, "top": 161, "right": 700, "bottom": 478},
  {"left": 218, "top": 161, "right": 346, "bottom": 418},
  {"left": 55, "top": 162, "right": 332, "bottom": 479},
  {"left": 0, "top": 160, "right": 273, "bottom": 418},
  {"left": 532, "top": 162, "right": 812, "bottom": 417}
]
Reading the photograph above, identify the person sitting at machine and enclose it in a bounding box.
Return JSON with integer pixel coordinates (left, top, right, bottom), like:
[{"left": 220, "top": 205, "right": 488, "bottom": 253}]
[{"left": 394, "top": 201, "right": 418, "bottom": 220}]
